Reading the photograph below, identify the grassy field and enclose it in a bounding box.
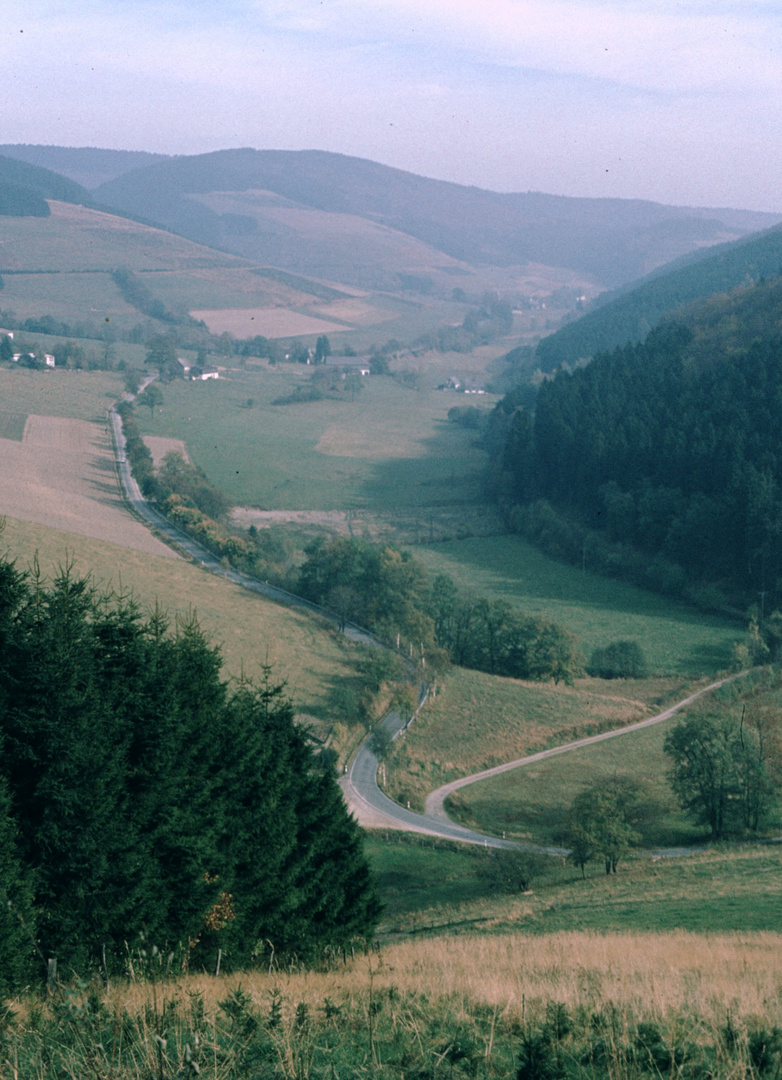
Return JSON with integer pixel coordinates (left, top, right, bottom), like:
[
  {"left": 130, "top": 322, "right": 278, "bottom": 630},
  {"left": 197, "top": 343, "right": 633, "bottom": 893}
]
[
  {"left": 439, "top": 671, "right": 780, "bottom": 849},
  {"left": 0, "top": 365, "right": 124, "bottom": 422},
  {"left": 135, "top": 369, "right": 495, "bottom": 510},
  {"left": 366, "top": 833, "right": 782, "bottom": 937},
  {"left": 444, "top": 710, "right": 702, "bottom": 848},
  {"left": 384, "top": 666, "right": 691, "bottom": 811},
  {"left": 1, "top": 515, "right": 357, "bottom": 718},
  {"left": 8, "top": 917, "right": 782, "bottom": 1078},
  {"left": 413, "top": 535, "right": 741, "bottom": 675}
]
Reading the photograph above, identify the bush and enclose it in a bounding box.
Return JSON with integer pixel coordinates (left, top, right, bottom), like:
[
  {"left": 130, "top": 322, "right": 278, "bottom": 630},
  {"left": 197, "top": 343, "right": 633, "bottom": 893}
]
[{"left": 588, "top": 640, "right": 648, "bottom": 679}]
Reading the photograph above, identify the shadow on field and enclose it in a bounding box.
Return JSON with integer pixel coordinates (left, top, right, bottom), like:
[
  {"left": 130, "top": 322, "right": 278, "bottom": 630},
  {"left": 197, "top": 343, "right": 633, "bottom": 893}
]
[{"left": 358, "top": 421, "right": 485, "bottom": 512}]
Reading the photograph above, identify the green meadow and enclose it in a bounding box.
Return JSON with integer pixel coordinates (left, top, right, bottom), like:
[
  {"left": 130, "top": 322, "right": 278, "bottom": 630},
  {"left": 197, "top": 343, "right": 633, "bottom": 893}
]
[
  {"left": 0, "top": 366, "right": 124, "bottom": 424},
  {"left": 135, "top": 368, "right": 494, "bottom": 510},
  {"left": 413, "top": 535, "right": 741, "bottom": 675},
  {"left": 367, "top": 833, "right": 782, "bottom": 937}
]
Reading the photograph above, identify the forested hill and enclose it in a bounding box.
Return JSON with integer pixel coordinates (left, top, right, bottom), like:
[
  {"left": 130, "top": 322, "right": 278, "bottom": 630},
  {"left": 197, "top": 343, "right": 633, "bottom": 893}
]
[
  {"left": 494, "top": 276, "right": 782, "bottom": 609},
  {"left": 535, "top": 223, "right": 782, "bottom": 370},
  {"left": 0, "top": 155, "right": 93, "bottom": 215}
]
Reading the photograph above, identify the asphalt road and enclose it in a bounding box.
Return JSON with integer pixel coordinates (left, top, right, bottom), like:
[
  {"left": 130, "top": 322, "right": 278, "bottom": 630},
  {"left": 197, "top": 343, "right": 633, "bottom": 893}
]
[{"left": 342, "top": 672, "right": 746, "bottom": 851}]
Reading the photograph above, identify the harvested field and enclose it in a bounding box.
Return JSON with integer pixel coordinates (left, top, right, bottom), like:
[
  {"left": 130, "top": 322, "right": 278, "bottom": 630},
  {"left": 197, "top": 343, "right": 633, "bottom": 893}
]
[
  {"left": 0, "top": 415, "right": 176, "bottom": 558},
  {"left": 144, "top": 435, "right": 190, "bottom": 468},
  {"left": 307, "top": 297, "right": 397, "bottom": 326},
  {"left": 189, "top": 306, "right": 348, "bottom": 338}
]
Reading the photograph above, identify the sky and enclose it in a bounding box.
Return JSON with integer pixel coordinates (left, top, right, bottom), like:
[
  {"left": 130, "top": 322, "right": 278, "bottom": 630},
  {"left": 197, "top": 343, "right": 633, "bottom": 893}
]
[{"left": 1, "top": 0, "right": 781, "bottom": 211}]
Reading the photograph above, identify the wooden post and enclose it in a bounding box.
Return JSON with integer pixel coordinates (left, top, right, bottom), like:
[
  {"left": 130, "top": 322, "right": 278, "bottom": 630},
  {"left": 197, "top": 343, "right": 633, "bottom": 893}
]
[{"left": 47, "top": 958, "right": 57, "bottom": 996}]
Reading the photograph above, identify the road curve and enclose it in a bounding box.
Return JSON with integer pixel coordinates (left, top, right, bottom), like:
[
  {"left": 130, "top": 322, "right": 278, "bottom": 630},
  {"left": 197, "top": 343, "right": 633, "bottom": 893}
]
[
  {"left": 342, "top": 672, "right": 745, "bottom": 848},
  {"left": 339, "top": 708, "right": 522, "bottom": 849},
  {"left": 423, "top": 673, "right": 745, "bottom": 822}
]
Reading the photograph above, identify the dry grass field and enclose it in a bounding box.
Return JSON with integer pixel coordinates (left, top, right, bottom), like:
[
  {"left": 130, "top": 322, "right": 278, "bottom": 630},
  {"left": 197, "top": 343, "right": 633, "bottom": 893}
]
[
  {"left": 60, "top": 930, "right": 782, "bottom": 1030},
  {"left": 0, "top": 415, "right": 176, "bottom": 558},
  {"left": 0, "top": 515, "right": 356, "bottom": 711},
  {"left": 189, "top": 306, "right": 349, "bottom": 338}
]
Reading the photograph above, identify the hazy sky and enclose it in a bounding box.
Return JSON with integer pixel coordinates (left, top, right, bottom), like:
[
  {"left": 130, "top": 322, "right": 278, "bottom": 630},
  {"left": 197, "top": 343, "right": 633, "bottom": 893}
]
[{"left": 2, "top": 0, "right": 780, "bottom": 210}]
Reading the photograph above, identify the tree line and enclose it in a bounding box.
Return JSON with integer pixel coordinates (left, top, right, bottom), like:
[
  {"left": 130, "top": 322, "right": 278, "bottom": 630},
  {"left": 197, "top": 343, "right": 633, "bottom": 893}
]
[
  {"left": 0, "top": 551, "right": 379, "bottom": 994},
  {"left": 298, "top": 536, "right": 584, "bottom": 684}
]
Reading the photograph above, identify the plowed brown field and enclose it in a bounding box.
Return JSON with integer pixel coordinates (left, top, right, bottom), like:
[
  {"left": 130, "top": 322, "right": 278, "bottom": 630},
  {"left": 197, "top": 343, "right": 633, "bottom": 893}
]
[{"left": 0, "top": 415, "right": 177, "bottom": 558}]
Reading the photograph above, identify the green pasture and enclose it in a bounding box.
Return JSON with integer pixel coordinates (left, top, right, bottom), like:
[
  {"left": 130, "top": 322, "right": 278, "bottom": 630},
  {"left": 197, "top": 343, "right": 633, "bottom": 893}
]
[
  {"left": 0, "top": 515, "right": 356, "bottom": 716},
  {"left": 137, "top": 267, "right": 295, "bottom": 312},
  {"left": 366, "top": 833, "right": 782, "bottom": 937},
  {"left": 0, "top": 366, "right": 123, "bottom": 422},
  {"left": 445, "top": 713, "right": 701, "bottom": 848},
  {"left": 135, "top": 368, "right": 493, "bottom": 510},
  {"left": 413, "top": 535, "right": 741, "bottom": 675},
  {"left": 384, "top": 665, "right": 687, "bottom": 811},
  {"left": 0, "top": 271, "right": 136, "bottom": 324}
]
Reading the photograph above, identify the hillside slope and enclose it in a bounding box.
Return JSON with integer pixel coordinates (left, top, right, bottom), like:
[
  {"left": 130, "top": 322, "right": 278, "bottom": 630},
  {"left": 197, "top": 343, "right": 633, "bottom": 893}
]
[
  {"left": 0, "top": 144, "right": 170, "bottom": 189},
  {"left": 536, "top": 223, "right": 782, "bottom": 369},
  {"left": 497, "top": 277, "right": 782, "bottom": 608},
  {"left": 92, "top": 147, "right": 780, "bottom": 290},
  {"left": 0, "top": 199, "right": 359, "bottom": 333},
  {"left": 0, "top": 154, "right": 94, "bottom": 216}
]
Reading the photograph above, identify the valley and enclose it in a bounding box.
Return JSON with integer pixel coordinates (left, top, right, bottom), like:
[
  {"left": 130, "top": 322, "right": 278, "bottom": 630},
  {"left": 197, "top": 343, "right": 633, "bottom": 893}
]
[{"left": 1, "top": 144, "right": 781, "bottom": 1075}]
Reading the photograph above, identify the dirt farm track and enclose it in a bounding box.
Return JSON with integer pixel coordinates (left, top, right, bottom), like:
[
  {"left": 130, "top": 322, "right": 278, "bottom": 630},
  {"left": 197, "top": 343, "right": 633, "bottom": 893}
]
[{"left": 0, "top": 415, "right": 177, "bottom": 559}]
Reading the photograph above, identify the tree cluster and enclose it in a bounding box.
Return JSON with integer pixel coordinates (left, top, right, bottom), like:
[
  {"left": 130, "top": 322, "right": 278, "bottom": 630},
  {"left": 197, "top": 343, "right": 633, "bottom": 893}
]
[
  {"left": 111, "top": 269, "right": 202, "bottom": 329},
  {"left": 566, "top": 778, "right": 642, "bottom": 876},
  {"left": 0, "top": 555, "right": 379, "bottom": 992},
  {"left": 665, "top": 707, "right": 777, "bottom": 838},
  {"left": 297, "top": 537, "right": 583, "bottom": 684},
  {"left": 587, "top": 640, "right": 648, "bottom": 680}
]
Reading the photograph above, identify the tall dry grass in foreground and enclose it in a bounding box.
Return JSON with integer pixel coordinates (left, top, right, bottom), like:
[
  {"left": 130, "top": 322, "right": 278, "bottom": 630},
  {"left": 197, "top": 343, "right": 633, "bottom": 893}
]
[
  {"left": 6, "top": 932, "right": 782, "bottom": 1078},
  {"left": 111, "top": 931, "right": 781, "bottom": 1027}
]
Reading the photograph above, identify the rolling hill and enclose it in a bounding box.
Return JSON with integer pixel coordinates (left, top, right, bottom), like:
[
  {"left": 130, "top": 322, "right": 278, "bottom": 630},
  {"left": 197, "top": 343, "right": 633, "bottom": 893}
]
[
  {"left": 0, "top": 197, "right": 384, "bottom": 337},
  {"left": 83, "top": 147, "right": 782, "bottom": 291},
  {"left": 0, "top": 144, "right": 169, "bottom": 190},
  {"left": 0, "top": 154, "right": 94, "bottom": 218}
]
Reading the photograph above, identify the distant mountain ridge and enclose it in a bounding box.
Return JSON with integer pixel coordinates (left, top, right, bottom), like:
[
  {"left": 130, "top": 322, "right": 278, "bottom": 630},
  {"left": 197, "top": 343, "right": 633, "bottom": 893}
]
[
  {"left": 2, "top": 142, "right": 781, "bottom": 310},
  {"left": 0, "top": 145, "right": 170, "bottom": 190},
  {"left": 89, "top": 148, "right": 781, "bottom": 289}
]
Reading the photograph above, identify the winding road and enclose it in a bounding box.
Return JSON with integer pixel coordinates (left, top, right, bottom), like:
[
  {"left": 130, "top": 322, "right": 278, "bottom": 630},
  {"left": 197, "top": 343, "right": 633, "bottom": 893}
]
[
  {"left": 340, "top": 673, "right": 746, "bottom": 849},
  {"left": 109, "top": 396, "right": 744, "bottom": 851}
]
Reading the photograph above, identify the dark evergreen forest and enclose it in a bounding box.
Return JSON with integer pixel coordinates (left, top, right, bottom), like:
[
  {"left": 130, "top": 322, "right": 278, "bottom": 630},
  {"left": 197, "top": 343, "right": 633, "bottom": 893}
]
[
  {"left": 0, "top": 553, "right": 379, "bottom": 994},
  {"left": 495, "top": 299, "right": 782, "bottom": 608}
]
